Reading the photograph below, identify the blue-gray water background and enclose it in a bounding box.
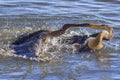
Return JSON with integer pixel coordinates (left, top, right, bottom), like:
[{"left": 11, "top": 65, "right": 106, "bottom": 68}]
[{"left": 0, "top": 0, "right": 120, "bottom": 80}]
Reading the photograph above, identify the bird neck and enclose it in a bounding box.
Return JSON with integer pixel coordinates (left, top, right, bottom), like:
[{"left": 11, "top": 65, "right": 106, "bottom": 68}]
[
  {"left": 88, "top": 33, "right": 103, "bottom": 50},
  {"left": 48, "top": 23, "right": 91, "bottom": 37}
]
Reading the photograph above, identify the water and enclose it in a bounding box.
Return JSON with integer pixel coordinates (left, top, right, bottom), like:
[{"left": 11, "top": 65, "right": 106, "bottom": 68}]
[{"left": 0, "top": 0, "right": 120, "bottom": 80}]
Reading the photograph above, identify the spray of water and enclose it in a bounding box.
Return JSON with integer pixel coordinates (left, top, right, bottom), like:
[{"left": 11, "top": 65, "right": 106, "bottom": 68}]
[
  {"left": 0, "top": 29, "right": 118, "bottom": 62},
  {"left": 33, "top": 36, "right": 77, "bottom": 62}
]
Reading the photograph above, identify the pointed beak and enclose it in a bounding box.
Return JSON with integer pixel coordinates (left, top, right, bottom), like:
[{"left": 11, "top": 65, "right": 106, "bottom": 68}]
[{"left": 89, "top": 24, "right": 105, "bottom": 29}]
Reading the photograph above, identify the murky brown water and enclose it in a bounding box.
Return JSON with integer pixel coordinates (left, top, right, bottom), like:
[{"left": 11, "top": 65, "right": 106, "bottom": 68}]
[{"left": 0, "top": 0, "right": 120, "bottom": 80}]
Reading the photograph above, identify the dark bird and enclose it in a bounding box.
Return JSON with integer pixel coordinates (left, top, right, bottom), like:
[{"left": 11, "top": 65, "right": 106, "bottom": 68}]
[{"left": 11, "top": 23, "right": 114, "bottom": 58}]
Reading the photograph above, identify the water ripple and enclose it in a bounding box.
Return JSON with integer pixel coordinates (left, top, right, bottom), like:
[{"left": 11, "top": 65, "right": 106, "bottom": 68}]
[{"left": 0, "top": 0, "right": 120, "bottom": 80}]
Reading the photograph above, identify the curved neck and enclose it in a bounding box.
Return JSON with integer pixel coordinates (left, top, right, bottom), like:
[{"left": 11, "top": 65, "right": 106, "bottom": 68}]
[
  {"left": 88, "top": 33, "right": 103, "bottom": 50},
  {"left": 48, "top": 23, "right": 107, "bottom": 37},
  {"left": 101, "top": 25, "right": 114, "bottom": 40},
  {"left": 46, "top": 23, "right": 114, "bottom": 39},
  {"left": 88, "top": 29, "right": 114, "bottom": 50},
  {"left": 48, "top": 24, "right": 87, "bottom": 37}
]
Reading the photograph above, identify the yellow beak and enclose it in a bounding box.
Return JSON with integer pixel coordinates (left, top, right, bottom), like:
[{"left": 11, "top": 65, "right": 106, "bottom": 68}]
[{"left": 88, "top": 24, "right": 111, "bottom": 30}]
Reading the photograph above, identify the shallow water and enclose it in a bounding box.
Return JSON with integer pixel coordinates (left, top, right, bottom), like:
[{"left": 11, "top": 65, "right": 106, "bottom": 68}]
[{"left": 0, "top": 0, "right": 120, "bottom": 80}]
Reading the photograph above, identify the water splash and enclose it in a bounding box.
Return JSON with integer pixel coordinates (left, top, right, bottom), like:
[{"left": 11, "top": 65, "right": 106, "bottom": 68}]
[
  {"left": 0, "top": 35, "right": 77, "bottom": 62},
  {"left": 0, "top": 29, "right": 116, "bottom": 62},
  {"left": 34, "top": 36, "right": 77, "bottom": 62}
]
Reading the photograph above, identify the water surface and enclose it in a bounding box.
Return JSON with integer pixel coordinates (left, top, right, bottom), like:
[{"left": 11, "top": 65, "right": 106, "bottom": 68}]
[{"left": 0, "top": 0, "right": 120, "bottom": 80}]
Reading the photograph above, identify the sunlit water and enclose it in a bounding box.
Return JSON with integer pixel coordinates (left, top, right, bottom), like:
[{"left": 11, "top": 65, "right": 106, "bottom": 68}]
[{"left": 0, "top": 0, "right": 120, "bottom": 80}]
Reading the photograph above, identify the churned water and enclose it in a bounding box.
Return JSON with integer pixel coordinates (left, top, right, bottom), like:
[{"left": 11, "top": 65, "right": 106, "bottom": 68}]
[{"left": 0, "top": 0, "right": 120, "bottom": 80}]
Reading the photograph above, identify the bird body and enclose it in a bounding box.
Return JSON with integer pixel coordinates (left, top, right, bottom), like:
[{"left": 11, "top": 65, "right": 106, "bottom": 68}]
[{"left": 11, "top": 23, "right": 114, "bottom": 58}]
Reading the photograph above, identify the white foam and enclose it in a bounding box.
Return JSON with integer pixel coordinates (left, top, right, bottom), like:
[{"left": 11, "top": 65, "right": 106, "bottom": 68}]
[{"left": 1, "top": 30, "right": 115, "bottom": 62}]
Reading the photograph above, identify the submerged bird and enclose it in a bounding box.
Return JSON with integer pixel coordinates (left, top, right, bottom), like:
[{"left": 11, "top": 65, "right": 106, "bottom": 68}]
[
  {"left": 11, "top": 23, "right": 114, "bottom": 58},
  {"left": 64, "top": 24, "right": 114, "bottom": 51},
  {"left": 12, "top": 23, "right": 105, "bottom": 45}
]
